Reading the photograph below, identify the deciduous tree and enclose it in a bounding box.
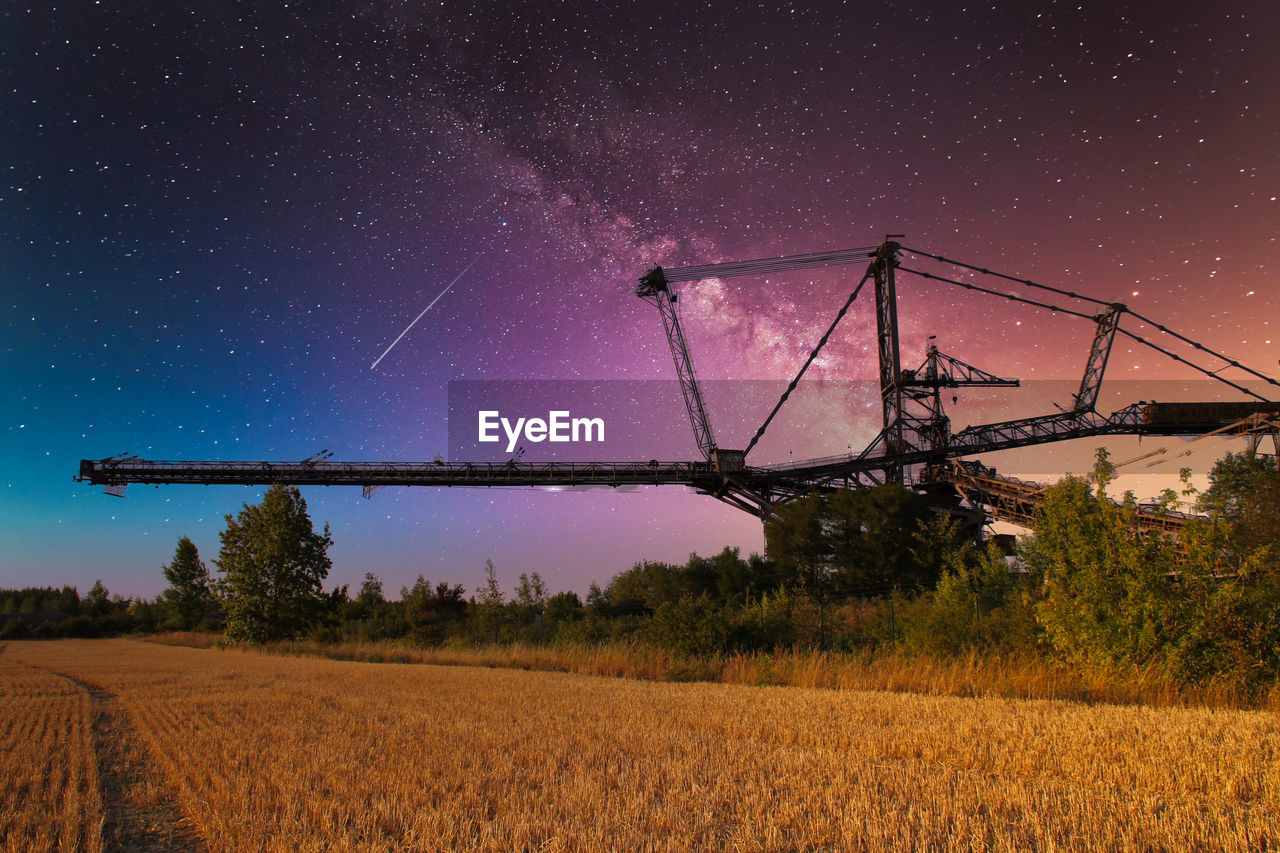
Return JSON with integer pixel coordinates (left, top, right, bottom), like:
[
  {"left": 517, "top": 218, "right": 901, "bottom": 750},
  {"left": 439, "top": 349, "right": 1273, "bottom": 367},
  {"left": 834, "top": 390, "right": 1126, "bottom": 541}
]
[
  {"left": 82, "top": 579, "right": 110, "bottom": 618},
  {"left": 356, "top": 572, "right": 385, "bottom": 607},
  {"left": 764, "top": 486, "right": 940, "bottom": 595},
  {"left": 216, "top": 484, "right": 333, "bottom": 643},
  {"left": 474, "top": 559, "right": 506, "bottom": 643},
  {"left": 1024, "top": 452, "right": 1180, "bottom": 669}
]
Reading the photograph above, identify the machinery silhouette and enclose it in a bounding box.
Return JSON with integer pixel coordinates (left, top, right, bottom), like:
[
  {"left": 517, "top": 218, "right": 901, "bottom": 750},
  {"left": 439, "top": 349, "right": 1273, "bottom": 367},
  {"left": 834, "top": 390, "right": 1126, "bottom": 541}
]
[{"left": 78, "top": 240, "right": 1279, "bottom": 534}]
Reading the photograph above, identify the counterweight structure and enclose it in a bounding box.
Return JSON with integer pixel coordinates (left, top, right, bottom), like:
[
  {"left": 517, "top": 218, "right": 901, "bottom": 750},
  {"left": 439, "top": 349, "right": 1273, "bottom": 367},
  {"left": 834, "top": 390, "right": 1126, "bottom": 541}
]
[{"left": 78, "top": 241, "right": 1280, "bottom": 534}]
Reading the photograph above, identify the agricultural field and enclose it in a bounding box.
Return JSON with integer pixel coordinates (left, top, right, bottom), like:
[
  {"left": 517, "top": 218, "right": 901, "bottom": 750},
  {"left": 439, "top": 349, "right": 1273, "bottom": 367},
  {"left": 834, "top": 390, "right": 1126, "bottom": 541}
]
[
  {"left": 2, "top": 639, "right": 1279, "bottom": 851},
  {"left": 0, "top": 654, "right": 99, "bottom": 852}
]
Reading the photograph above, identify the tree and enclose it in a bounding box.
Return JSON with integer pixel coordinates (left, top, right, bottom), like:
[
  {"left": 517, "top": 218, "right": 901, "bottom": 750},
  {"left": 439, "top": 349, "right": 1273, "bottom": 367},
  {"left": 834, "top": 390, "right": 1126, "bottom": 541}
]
[
  {"left": 711, "top": 547, "right": 779, "bottom": 605},
  {"left": 160, "top": 536, "right": 212, "bottom": 629},
  {"left": 401, "top": 575, "right": 467, "bottom": 620},
  {"left": 1024, "top": 449, "right": 1280, "bottom": 689},
  {"left": 1167, "top": 452, "right": 1280, "bottom": 685},
  {"left": 432, "top": 581, "right": 467, "bottom": 614},
  {"left": 478, "top": 560, "right": 504, "bottom": 607},
  {"left": 129, "top": 598, "right": 162, "bottom": 633},
  {"left": 827, "top": 487, "right": 939, "bottom": 593},
  {"left": 474, "top": 559, "right": 506, "bottom": 643},
  {"left": 0, "top": 586, "right": 79, "bottom": 615},
  {"left": 397, "top": 575, "right": 467, "bottom": 645},
  {"left": 216, "top": 484, "right": 333, "bottom": 643},
  {"left": 545, "top": 590, "right": 583, "bottom": 624},
  {"left": 901, "top": 541, "right": 1037, "bottom": 655},
  {"left": 56, "top": 585, "right": 80, "bottom": 616},
  {"left": 1023, "top": 454, "right": 1180, "bottom": 669},
  {"left": 514, "top": 571, "right": 548, "bottom": 612},
  {"left": 356, "top": 572, "right": 386, "bottom": 607},
  {"left": 1197, "top": 451, "right": 1280, "bottom": 568},
  {"left": 83, "top": 579, "right": 110, "bottom": 618},
  {"left": 761, "top": 493, "right": 828, "bottom": 591},
  {"left": 647, "top": 593, "right": 731, "bottom": 656},
  {"left": 764, "top": 486, "right": 940, "bottom": 595},
  {"left": 401, "top": 574, "right": 433, "bottom": 617},
  {"left": 604, "top": 559, "right": 687, "bottom": 609}
]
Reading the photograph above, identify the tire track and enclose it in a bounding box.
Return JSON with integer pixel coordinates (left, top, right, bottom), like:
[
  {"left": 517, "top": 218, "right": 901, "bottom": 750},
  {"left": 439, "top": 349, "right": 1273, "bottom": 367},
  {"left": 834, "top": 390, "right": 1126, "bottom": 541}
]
[{"left": 60, "top": 673, "right": 207, "bottom": 853}]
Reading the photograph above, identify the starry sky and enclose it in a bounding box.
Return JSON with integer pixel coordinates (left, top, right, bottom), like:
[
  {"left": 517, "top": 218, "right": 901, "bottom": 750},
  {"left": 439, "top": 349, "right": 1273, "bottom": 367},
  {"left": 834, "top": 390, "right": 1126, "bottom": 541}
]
[{"left": 3, "top": 1, "right": 1277, "bottom": 600}]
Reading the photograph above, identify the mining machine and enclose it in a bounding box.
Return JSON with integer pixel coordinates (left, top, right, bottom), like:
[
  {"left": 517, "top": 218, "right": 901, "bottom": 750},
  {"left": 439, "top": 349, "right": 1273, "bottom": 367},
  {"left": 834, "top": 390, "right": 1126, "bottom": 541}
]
[{"left": 79, "top": 240, "right": 1279, "bottom": 535}]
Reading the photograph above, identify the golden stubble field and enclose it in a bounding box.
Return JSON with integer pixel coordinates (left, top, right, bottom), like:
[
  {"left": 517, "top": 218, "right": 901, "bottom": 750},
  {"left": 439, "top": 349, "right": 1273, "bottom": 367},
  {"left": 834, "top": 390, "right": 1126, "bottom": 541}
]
[
  {"left": 2, "top": 639, "right": 1278, "bottom": 852},
  {"left": 0, "top": 653, "right": 99, "bottom": 852}
]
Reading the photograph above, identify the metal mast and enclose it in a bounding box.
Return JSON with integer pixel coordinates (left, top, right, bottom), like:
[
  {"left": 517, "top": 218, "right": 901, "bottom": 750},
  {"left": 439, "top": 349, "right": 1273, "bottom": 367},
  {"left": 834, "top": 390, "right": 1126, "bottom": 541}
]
[
  {"left": 1074, "top": 304, "right": 1124, "bottom": 412},
  {"left": 636, "top": 267, "right": 717, "bottom": 462},
  {"left": 872, "top": 240, "right": 906, "bottom": 484}
]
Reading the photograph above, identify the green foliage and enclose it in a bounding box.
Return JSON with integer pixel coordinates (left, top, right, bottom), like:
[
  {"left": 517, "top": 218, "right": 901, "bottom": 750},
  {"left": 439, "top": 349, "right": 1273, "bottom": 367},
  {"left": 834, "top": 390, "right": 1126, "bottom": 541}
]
[
  {"left": 356, "top": 572, "right": 385, "bottom": 607},
  {"left": 702, "top": 549, "right": 779, "bottom": 605},
  {"left": 400, "top": 574, "right": 466, "bottom": 618},
  {"left": 514, "top": 572, "right": 548, "bottom": 612},
  {"left": 762, "top": 495, "right": 827, "bottom": 590},
  {"left": 128, "top": 598, "right": 162, "bottom": 633},
  {"left": 544, "top": 591, "right": 583, "bottom": 624},
  {"left": 0, "top": 586, "right": 80, "bottom": 616},
  {"left": 35, "top": 447, "right": 1278, "bottom": 697},
  {"left": 1196, "top": 451, "right": 1280, "bottom": 568},
  {"left": 604, "top": 559, "right": 691, "bottom": 610},
  {"left": 1019, "top": 449, "right": 1280, "bottom": 690},
  {"left": 829, "top": 487, "right": 941, "bottom": 593},
  {"left": 216, "top": 484, "right": 333, "bottom": 643},
  {"left": 0, "top": 584, "right": 135, "bottom": 636},
  {"left": 647, "top": 593, "right": 731, "bottom": 656},
  {"left": 909, "top": 514, "right": 974, "bottom": 581},
  {"left": 1092, "top": 446, "right": 1115, "bottom": 495},
  {"left": 1024, "top": 475, "right": 1180, "bottom": 669},
  {"left": 477, "top": 560, "right": 504, "bottom": 607},
  {"left": 603, "top": 547, "right": 780, "bottom": 611},
  {"left": 900, "top": 543, "right": 1037, "bottom": 655},
  {"left": 473, "top": 559, "right": 507, "bottom": 643},
  {"left": 160, "top": 536, "right": 213, "bottom": 629},
  {"left": 1160, "top": 452, "right": 1280, "bottom": 686},
  {"left": 83, "top": 579, "right": 111, "bottom": 618},
  {"left": 764, "top": 486, "right": 942, "bottom": 595},
  {"left": 400, "top": 575, "right": 467, "bottom": 645},
  {"left": 737, "top": 588, "right": 810, "bottom": 649},
  {"left": 752, "top": 588, "right": 841, "bottom": 649}
]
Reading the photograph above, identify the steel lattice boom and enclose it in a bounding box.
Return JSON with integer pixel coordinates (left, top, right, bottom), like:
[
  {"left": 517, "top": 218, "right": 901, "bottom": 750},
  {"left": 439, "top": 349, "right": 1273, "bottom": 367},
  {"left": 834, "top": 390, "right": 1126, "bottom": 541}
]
[{"left": 78, "top": 240, "right": 1280, "bottom": 533}]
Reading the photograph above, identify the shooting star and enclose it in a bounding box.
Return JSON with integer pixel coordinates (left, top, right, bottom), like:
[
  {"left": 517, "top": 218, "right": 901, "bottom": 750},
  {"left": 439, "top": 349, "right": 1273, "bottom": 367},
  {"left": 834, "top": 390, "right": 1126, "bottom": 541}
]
[{"left": 371, "top": 258, "right": 475, "bottom": 370}]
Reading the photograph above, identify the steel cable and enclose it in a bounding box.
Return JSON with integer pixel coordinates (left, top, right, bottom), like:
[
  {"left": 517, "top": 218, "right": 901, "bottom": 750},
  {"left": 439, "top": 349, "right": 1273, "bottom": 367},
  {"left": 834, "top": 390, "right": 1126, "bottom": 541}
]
[
  {"left": 744, "top": 268, "right": 874, "bottom": 456},
  {"left": 896, "top": 266, "right": 1098, "bottom": 321},
  {"left": 901, "top": 246, "right": 1115, "bottom": 308},
  {"left": 1114, "top": 327, "right": 1269, "bottom": 402}
]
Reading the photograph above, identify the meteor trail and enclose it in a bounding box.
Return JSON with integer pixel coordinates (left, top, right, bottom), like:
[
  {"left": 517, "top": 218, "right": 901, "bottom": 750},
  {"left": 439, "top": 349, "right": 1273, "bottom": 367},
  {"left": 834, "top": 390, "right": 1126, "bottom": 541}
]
[{"left": 371, "top": 259, "right": 475, "bottom": 370}]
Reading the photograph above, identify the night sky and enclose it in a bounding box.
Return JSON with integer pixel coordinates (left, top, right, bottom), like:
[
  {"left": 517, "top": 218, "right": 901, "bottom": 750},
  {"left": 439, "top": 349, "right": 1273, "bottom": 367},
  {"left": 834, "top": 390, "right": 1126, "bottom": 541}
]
[{"left": 3, "top": 1, "right": 1277, "bottom": 600}]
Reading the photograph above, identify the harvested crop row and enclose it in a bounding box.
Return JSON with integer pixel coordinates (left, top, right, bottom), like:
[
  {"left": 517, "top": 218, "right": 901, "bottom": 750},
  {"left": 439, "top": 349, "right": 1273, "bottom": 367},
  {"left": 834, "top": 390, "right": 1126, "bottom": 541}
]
[
  {"left": 5, "top": 639, "right": 1279, "bottom": 852},
  {"left": 0, "top": 653, "right": 101, "bottom": 853}
]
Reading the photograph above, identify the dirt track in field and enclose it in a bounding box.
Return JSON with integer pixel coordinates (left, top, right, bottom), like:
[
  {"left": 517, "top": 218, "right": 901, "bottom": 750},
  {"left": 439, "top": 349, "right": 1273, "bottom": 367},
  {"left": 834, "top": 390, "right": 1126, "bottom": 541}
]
[{"left": 60, "top": 673, "right": 205, "bottom": 853}]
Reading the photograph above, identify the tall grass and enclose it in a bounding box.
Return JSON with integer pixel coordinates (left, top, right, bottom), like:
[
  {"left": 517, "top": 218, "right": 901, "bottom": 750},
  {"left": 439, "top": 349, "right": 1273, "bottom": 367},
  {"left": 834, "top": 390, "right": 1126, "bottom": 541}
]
[{"left": 148, "top": 631, "right": 1280, "bottom": 709}]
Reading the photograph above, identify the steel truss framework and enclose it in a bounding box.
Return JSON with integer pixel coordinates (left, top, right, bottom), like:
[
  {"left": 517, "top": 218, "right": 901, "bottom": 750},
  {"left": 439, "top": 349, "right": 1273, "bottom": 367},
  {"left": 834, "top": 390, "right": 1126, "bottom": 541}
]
[{"left": 78, "top": 241, "right": 1280, "bottom": 534}]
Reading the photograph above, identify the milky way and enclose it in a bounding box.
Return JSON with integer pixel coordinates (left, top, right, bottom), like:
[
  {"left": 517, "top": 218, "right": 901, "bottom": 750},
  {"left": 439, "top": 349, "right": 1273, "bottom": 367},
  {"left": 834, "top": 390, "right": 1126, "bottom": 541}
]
[{"left": 3, "top": 1, "right": 1277, "bottom": 597}]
